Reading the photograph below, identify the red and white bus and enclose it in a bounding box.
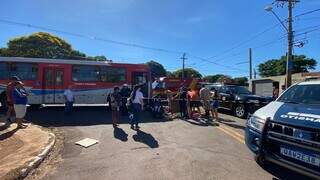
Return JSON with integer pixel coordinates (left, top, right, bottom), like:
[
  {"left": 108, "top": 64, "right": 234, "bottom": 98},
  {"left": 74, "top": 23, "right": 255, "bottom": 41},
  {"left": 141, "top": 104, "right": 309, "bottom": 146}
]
[{"left": 0, "top": 57, "right": 151, "bottom": 107}]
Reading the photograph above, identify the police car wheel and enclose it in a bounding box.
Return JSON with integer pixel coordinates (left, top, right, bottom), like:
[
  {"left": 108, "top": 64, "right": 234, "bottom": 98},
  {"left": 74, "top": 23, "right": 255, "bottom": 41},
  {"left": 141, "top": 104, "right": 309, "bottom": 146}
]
[
  {"left": 254, "top": 154, "right": 268, "bottom": 168},
  {"left": 234, "top": 104, "right": 246, "bottom": 118},
  {"left": 0, "top": 92, "right": 8, "bottom": 111}
]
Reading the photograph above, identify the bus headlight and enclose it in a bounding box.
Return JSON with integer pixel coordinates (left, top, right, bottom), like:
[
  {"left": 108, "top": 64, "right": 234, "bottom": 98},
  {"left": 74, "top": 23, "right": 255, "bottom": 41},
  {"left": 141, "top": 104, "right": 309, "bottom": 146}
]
[{"left": 247, "top": 116, "right": 265, "bottom": 132}]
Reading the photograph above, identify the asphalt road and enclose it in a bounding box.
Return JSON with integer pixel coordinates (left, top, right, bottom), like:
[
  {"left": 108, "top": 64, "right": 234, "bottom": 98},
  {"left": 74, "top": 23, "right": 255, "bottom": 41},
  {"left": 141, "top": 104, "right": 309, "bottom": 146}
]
[{"left": 25, "top": 106, "right": 309, "bottom": 180}]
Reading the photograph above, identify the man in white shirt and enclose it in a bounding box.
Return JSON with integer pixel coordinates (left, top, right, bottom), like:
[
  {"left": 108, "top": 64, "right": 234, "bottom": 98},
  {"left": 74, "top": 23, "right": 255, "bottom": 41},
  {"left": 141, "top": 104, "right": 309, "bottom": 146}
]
[
  {"left": 130, "top": 85, "right": 144, "bottom": 129},
  {"left": 64, "top": 85, "right": 74, "bottom": 115}
]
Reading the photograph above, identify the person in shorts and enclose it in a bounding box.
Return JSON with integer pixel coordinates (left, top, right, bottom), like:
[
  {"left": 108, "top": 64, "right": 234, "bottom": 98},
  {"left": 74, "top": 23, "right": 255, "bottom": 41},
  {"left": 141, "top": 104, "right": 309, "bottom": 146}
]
[
  {"left": 211, "top": 89, "right": 220, "bottom": 120},
  {"left": 199, "top": 85, "right": 212, "bottom": 118},
  {"left": 12, "top": 81, "right": 28, "bottom": 128},
  {"left": 5, "top": 76, "right": 20, "bottom": 124}
]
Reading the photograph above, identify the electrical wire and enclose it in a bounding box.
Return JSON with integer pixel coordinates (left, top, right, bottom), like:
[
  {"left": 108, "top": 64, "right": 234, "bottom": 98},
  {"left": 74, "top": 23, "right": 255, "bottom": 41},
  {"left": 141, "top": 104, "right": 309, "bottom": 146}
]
[{"left": 0, "top": 19, "right": 183, "bottom": 55}]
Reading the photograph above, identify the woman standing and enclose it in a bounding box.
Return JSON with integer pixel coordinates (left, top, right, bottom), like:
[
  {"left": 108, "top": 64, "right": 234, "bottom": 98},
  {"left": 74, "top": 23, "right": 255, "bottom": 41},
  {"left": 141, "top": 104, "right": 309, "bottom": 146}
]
[
  {"left": 12, "top": 81, "right": 28, "bottom": 129},
  {"left": 110, "top": 86, "right": 122, "bottom": 127},
  {"left": 211, "top": 89, "right": 219, "bottom": 120},
  {"left": 130, "top": 85, "right": 144, "bottom": 130}
]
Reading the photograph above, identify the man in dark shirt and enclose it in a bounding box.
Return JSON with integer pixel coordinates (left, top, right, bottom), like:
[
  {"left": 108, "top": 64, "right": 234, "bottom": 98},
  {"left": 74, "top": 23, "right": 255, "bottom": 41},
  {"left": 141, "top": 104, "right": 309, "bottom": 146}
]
[
  {"left": 111, "top": 86, "right": 122, "bottom": 127},
  {"left": 120, "top": 84, "right": 131, "bottom": 115},
  {"left": 175, "top": 86, "right": 188, "bottom": 119}
]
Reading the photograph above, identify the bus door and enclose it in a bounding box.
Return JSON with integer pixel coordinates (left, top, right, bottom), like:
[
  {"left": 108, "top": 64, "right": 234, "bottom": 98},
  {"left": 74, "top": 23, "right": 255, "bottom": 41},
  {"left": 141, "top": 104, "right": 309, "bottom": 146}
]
[
  {"left": 132, "top": 72, "right": 149, "bottom": 98},
  {"left": 43, "top": 68, "right": 65, "bottom": 104}
]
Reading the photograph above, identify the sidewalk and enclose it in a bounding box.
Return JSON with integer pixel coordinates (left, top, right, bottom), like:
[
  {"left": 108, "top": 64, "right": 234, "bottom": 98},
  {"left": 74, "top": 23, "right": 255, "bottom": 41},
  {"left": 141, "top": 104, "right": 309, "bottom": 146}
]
[{"left": 0, "top": 118, "right": 54, "bottom": 179}]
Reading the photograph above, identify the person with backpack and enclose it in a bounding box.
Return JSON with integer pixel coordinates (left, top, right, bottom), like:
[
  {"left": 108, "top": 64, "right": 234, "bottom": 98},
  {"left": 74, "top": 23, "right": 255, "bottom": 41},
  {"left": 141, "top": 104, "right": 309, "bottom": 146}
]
[
  {"left": 130, "top": 85, "right": 144, "bottom": 130},
  {"left": 120, "top": 84, "right": 131, "bottom": 115}
]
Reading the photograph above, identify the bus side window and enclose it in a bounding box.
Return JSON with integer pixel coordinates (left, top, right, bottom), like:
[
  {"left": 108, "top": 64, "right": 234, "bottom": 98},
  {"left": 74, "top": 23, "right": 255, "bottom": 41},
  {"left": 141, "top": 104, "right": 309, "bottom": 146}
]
[
  {"left": 72, "top": 65, "right": 100, "bottom": 82},
  {"left": 100, "top": 67, "right": 126, "bottom": 83},
  {"left": 10, "top": 63, "right": 38, "bottom": 80},
  {"left": 0, "top": 62, "right": 9, "bottom": 79}
]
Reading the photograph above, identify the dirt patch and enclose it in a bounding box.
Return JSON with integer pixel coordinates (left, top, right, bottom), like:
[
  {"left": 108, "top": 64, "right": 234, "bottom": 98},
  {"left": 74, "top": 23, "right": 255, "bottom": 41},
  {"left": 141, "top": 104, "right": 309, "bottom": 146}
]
[{"left": 24, "top": 128, "right": 64, "bottom": 180}]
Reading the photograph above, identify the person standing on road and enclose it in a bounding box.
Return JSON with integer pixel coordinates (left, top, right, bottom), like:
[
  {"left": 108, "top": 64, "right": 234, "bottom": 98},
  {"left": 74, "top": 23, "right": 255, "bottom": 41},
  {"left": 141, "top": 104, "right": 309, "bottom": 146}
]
[
  {"left": 5, "top": 76, "right": 20, "bottom": 125},
  {"left": 166, "top": 90, "right": 173, "bottom": 113},
  {"left": 120, "top": 84, "right": 131, "bottom": 115},
  {"left": 110, "top": 86, "right": 122, "bottom": 127},
  {"left": 130, "top": 85, "right": 144, "bottom": 130},
  {"left": 64, "top": 85, "right": 75, "bottom": 115},
  {"left": 12, "top": 81, "right": 28, "bottom": 129},
  {"left": 188, "top": 88, "right": 200, "bottom": 115},
  {"left": 174, "top": 87, "right": 188, "bottom": 119},
  {"left": 199, "top": 85, "right": 212, "bottom": 118},
  {"left": 211, "top": 89, "right": 220, "bottom": 120}
]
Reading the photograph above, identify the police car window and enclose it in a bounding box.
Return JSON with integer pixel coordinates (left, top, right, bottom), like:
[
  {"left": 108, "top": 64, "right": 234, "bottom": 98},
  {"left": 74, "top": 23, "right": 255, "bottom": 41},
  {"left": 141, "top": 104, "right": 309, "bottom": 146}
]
[{"left": 278, "top": 84, "right": 320, "bottom": 105}]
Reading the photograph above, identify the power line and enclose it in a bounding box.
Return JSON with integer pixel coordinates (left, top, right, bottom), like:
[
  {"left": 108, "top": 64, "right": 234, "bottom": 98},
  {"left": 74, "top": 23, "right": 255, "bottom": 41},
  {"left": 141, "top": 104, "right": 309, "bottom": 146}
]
[
  {"left": 0, "top": 19, "right": 183, "bottom": 55},
  {"left": 203, "top": 8, "right": 320, "bottom": 63},
  {"left": 295, "top": 8, "right": 320, "bottom": 18},
  {"left": 206, "top": 23, "right": 281, "bottom": 61}
]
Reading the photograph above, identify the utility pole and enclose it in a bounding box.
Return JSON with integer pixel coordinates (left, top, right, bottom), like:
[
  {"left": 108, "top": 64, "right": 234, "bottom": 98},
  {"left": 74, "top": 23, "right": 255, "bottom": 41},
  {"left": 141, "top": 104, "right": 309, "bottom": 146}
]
[
  {"left": 249, "top": 48, "right": 253, "bottom": 80},
  {"left": 273, "top": 0, "right": 297, "bottom": 88},
  {"left": 181, "top": 53, "right": 187, "bottom": 80},
  {"left": 286, "top": 0, "right": 294, "bottom": 88}
]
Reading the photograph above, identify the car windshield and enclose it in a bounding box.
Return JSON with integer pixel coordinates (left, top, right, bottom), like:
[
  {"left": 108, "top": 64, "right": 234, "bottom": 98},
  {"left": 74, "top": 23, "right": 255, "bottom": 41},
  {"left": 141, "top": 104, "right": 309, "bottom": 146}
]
[
  {"left": 229, "top": 86, "right": 251, "bottom": 95},
  {"left": 277, "top": 84, "right": 320, "bottom": 105}
]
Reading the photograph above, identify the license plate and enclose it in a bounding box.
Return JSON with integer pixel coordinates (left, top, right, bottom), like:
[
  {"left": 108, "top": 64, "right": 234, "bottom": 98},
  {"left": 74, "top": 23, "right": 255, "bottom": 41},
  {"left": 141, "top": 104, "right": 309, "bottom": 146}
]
[{"left": 280, "top": 147, "right": 320, "bottom": 167}]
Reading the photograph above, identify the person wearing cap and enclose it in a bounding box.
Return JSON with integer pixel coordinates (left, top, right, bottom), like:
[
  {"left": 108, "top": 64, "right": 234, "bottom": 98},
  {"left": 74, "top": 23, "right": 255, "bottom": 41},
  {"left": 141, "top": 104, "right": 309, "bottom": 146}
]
[
  {"left": 120, "top": 84, "right": 131, "bottom": 115},
  {"left": 5, "top": 76, "right": 20, "bottom": 124},
  {"left": 12, "top": 81, "right": 28, "bottom": 128},
  {"left": 110, "top": 86, "right": 122, "bottom": 127},
  {"left": 64, "top": 85, "right": 75, "bottom": 115}
]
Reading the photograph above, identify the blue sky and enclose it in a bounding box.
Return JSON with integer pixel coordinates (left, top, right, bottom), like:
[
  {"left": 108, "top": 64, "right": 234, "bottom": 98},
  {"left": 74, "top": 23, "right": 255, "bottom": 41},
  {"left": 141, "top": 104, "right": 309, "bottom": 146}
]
[{"left": 0, "top": 0, "right": 319, "bottom": 77}]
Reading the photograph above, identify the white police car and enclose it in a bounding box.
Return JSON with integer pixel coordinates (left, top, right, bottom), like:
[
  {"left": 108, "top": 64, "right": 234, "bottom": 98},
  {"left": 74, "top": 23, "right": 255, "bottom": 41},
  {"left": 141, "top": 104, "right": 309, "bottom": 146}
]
[{"left": 245, "top": 79, "right": 320, "bottom": 179}]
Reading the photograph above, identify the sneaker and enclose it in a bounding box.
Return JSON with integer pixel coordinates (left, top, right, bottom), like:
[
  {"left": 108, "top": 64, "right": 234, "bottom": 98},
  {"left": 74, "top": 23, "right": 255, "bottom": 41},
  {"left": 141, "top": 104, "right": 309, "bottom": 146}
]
[
  {"left": 130, "top": 125, "right": 135, "bottom": 129},
  {"left": 17, "top": 124, "right": 27, "bottom": 129},
  {"left": 6, "top": 118, "right": 12, "bottom": 124},
  {"left": 135, "top": 125, "right": 141, "bottom": 129}
]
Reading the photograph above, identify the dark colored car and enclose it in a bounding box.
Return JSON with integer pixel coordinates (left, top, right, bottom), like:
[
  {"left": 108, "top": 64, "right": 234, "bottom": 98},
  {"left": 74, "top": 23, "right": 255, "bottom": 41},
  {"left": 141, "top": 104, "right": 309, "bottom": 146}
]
[
  {"left": 207, "top": 84, "right": 271, "bottom": 118},
  {"left": 245, "top": 80, "right": 320, "bottom": 179}
]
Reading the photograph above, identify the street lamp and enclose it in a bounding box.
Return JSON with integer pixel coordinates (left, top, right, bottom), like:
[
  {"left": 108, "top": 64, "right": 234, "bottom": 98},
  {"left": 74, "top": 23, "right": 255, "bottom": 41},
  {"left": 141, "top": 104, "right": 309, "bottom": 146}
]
[
  {"left": 264, "top": 5, "right": 288, "bottom": 32},
  {"left": 265, "top": 3, "right": 293, "bottom": 89}
]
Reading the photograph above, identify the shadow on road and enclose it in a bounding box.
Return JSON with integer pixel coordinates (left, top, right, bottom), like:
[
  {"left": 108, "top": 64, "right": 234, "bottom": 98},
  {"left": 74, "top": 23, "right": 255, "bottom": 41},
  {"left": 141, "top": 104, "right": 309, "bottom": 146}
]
[
  {"left": 26, "top": 106, "right": 170, "bottom": 127},
  {"left": 0, "top": 127, "right": 19, "bottom": 141},
  {"left": 132, "top": 129, "right": 159, "bottom": 148},
  {"left": 259, "top": 161, "right": 312, "bottom": 180},
  {"left": 216, "top": 118, "right": 246, "bottom": 130},
  {"left": 113, "top": 127, "right": 128, "bottom": 142}
]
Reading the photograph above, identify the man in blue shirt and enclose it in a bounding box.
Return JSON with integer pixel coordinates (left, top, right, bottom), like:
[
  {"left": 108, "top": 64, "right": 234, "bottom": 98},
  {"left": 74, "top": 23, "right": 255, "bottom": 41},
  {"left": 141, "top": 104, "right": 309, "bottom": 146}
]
[{"left": 13, "top": 81, "right": 28, "bottom": 128}]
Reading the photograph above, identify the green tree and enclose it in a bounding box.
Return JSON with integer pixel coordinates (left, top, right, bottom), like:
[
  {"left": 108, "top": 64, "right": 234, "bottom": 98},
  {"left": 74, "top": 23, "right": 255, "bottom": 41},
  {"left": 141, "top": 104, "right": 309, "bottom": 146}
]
[
  {"left": 233, "top": 77, "right": 248, "bottom": 86},
  {"left": 0, "top": 32, "right": 108, "bottom": 61},
  {"left": 172, "top": 68, "right": 202, "bottom": 78},
  {"left": 258, "top": 55, "right": 317, "bottom": 77},
  {"left": 87, "top": 55, "right": 109, "bottom": 61},
  {"left": 203, "top": 74, "right": 225, "bottom": 83},
  {"left": 166, "top": 71, "right": 174, "bottom": 78},
  {"left": 0, "top": 32, "right": 86, "bottom": 59},
  {"left": 146, "top": 60, "right": 167, "bottom": 78}
]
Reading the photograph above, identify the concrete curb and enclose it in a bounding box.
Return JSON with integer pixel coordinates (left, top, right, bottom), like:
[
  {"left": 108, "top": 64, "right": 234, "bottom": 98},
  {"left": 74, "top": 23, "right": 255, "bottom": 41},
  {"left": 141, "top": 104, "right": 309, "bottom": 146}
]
[{"left": 19, "top": 132, "right": 56, "bottom": 179}]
